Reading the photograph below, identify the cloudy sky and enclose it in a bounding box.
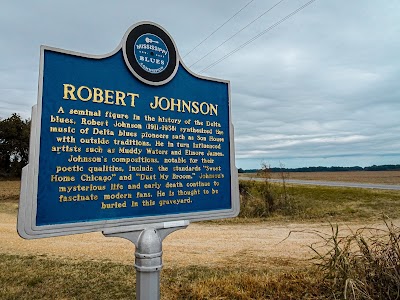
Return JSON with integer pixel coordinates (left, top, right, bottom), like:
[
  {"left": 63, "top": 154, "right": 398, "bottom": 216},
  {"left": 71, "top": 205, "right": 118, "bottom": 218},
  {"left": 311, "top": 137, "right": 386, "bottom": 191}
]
[{"left": 1, "top": 0, "right": 399, "bottom": 169}]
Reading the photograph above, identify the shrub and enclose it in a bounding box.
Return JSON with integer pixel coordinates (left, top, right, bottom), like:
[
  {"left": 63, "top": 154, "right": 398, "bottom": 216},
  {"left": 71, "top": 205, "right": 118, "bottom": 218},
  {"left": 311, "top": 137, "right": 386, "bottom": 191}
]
[
  {"left": 238, "top": 173, "right": 294, "bottom": 218},
  {"left": 310, "top": 219, "right": 400, "bottom": 299}
]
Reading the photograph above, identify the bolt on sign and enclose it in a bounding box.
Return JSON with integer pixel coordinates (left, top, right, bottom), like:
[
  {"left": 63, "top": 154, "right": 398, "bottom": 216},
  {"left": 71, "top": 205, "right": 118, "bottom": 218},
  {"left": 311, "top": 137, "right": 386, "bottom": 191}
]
[{"left": 18, "top": 22, "right": 239, "bottom": 239}]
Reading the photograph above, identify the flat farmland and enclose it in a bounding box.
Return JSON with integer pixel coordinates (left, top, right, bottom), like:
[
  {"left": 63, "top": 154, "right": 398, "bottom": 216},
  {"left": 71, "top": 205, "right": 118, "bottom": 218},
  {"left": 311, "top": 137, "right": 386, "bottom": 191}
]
[
  {"left": 1, "top": 179, "right": 400, "bottom": 299},
  {"left": 254, "top": 170, "right": 400, "bottom": 185}
]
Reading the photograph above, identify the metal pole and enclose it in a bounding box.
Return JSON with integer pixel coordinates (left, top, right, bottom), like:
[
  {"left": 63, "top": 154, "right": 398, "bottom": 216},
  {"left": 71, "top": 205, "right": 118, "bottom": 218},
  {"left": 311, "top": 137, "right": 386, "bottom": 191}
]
[
  {"left": 103, "top": 221, "right": 189, "bottom": 300},
  {"left": 135, "top": 229, "right": 163, "bottom": 299}
]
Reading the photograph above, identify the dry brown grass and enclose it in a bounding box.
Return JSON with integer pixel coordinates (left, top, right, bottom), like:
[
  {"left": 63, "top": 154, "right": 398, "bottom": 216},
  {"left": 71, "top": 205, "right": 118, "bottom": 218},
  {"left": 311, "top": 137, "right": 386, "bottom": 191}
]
[
  {"left": 0, "top": 254, "right": 331, "bottom": 300},
  {"left": 241, "top": 171, "right": 400, "bottom": 185},
  {"left": 310, "top": 220, "right": 400, "bottom": 299},
  {"left": 0, "top": 180, "right": 20, "bottom": 214},
  {"left": 0, "top": 180, "right": 20, "bottom": 202}
]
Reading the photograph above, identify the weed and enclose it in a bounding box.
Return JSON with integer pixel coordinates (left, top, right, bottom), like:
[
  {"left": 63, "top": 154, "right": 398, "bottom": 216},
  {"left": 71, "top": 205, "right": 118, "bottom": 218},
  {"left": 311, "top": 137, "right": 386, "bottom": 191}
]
[
  {"left": 310, "top": 218, "right": 400, "bottom": 299},
  {"left": 239, "top": 164, "right": 295, "bottom": 218}
]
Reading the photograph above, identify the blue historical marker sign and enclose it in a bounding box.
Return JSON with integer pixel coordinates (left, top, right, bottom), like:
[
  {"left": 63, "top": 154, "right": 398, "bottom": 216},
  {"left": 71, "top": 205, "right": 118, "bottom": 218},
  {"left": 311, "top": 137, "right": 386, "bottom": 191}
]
[{"left": 18, "top": 22, "right": 239, "bottom": 238}]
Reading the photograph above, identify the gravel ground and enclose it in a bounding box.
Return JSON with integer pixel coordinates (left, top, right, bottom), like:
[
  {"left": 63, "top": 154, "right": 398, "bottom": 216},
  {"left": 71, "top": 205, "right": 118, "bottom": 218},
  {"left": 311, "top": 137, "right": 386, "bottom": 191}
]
[{"left": 1, "top": 213, "right": 398, "bottom": 268}]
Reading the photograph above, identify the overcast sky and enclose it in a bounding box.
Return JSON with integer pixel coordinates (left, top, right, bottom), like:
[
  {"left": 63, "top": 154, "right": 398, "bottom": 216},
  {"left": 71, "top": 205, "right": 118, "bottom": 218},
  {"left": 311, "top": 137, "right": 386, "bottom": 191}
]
[{"left": 1, "top": 0, "right": 399, "bottom": 169}]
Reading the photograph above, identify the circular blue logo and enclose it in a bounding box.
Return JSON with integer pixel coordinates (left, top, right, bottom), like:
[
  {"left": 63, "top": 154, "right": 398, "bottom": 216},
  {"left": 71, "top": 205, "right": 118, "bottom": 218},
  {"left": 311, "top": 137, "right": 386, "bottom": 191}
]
[{"left": 134, "top": 33, "right": 169, "bottom": 74}]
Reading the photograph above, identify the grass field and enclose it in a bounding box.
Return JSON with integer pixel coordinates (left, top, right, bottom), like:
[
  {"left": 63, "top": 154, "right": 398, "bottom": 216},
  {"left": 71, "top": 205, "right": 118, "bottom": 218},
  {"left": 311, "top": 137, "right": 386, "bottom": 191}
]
[
  {"left": 236, "top": 177, "right": 400, "bottom": 222},
  {"left": 0, "top": 254, "right": 331, "bottom": 299},
  {"left": 285, "top": 184, "right": 400, "bottom": 221},
  {"left": 241, "top": 170, "right": 400, "bottom": 185},
  {"left": 0, "top": 180, "right": 19, "bottom": 214},
  {"left": 1, "top": 179, "right": 399, "bottom": 299}
]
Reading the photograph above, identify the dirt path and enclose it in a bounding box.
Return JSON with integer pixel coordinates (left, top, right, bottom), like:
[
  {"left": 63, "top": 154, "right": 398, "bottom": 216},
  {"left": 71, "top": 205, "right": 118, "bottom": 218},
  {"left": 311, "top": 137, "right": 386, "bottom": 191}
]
[{"left": 1, "top": 213, "right": 397, "bottom": 268}]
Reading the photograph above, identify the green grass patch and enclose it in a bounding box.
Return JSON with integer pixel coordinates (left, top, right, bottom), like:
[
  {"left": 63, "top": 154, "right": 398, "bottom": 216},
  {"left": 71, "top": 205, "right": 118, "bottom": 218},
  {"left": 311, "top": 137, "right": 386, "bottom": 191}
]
[
  {"left": 239, "top": 180, "right": 400, "bottom": 222},
  {"left": 288, "top": 184, "right": 400, "bottom": 221}
]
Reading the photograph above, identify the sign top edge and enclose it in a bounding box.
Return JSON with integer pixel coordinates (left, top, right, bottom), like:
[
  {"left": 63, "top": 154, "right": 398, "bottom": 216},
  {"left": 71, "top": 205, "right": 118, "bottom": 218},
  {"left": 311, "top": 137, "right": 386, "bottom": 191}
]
[{"left": 39, "top": 22, "right": 230, "bottom": 86}]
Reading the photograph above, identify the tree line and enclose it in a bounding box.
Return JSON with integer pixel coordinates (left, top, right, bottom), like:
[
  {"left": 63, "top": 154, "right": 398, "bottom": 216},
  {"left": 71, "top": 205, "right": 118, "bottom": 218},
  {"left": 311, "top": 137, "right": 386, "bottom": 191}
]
[
  {"left": 0, "top": 114, "right": 30, "bottom": 177},
  {"left": 239, "top": 164, "right": 400, "bottom": 173}
]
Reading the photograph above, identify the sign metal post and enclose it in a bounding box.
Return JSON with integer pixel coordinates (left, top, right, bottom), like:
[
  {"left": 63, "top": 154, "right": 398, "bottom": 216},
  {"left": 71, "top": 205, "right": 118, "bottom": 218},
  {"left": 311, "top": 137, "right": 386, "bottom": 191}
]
[{"left": 103, "top": 221, "right": 189, "bottom": 299}]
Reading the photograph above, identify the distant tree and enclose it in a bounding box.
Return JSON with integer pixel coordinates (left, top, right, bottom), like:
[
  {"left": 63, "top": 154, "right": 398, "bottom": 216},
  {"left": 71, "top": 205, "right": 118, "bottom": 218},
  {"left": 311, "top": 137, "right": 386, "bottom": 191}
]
[
  {"left": 364, "top": 164, "right": 400, "bottom": 171},
  {"left": 269, "top": 164, "right": 399, "bottom": 172},
  {"left": 0, "top": 113, "right": 30, "bottom": 177}
]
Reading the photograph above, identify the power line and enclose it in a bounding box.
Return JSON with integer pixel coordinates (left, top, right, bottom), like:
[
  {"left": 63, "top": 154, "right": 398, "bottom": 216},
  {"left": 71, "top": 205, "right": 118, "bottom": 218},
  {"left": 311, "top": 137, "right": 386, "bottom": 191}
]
[
  {"left": 183, "top": 0, "right": 255, "bottom": 59},
  {"left": 189, "top": 0, "right": 286, "bottom": 68},
  {"left": 200, "top": 0, "right": 317, "bottom": 73}
]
